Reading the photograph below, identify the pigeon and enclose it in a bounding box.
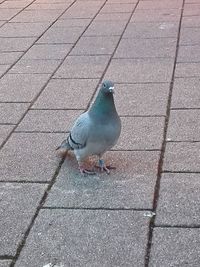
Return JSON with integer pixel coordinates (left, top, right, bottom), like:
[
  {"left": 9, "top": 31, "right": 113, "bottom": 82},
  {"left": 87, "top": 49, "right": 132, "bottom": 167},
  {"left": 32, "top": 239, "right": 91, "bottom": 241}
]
[{"left": 56, "top": 80, "right": 121, "bottom": 174}]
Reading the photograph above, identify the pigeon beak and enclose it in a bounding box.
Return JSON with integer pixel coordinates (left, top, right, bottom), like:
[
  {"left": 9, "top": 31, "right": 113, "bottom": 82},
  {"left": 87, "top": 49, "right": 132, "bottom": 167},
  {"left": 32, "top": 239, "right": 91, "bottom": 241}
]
[{"left": 109, "top": 86, "right": 115, "bottom": 93}]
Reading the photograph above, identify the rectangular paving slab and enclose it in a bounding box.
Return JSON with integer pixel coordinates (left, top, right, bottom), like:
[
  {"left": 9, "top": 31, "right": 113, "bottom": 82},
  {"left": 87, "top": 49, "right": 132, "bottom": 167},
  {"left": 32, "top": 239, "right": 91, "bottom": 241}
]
[
  {"left": 0, "top": 125, "right": 14, "bottom": 147},
  {"left": 0, "top": 52, "right": 23, "bottom": 65},
  {"left": 179, "top": 27, "right": 200, "bottom": 45},
  {"left": 15, "top": 209, "right": 150, "bottom": 267},
  {"left": 137, "top": 0, "right": 183, "bottom": 10},
  {"left": 131, "top": 9, "right": 181, "bottom": 22},
  {"left": 0, "top": 37, "right": 36, "bottom": 52},
  {"left": 45, "top": 150, "right": 159, "bottom": 209},
  {"left": 155, "top": 173, "right": 200, "bottom": 226},
  {"left": 0, "top": 260, "right": 12, "bottom": 267},
  {"left": 0, "top": 133, "right": 64, "bottom": 182},
  {"left": 177, "top": 45, "right": 200, "bottom": 63},
  {"left": 149, "top": 228, "right": 200, "bottom": 267},
  {"left": 0, "top": 183, "right": 47, "bottom": 255},
  {"left": 175, "top": 62, "right": 200, "bottom": 78}
]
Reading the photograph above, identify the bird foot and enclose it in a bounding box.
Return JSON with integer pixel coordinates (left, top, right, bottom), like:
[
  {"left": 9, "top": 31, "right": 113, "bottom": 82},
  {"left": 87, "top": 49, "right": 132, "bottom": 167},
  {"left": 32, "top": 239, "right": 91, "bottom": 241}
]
[
  {"left": 79, "top": 166, "right": 96, "bottom": 175},
  {"left": 95, "top": 159, "right": 116, "bottom": 175}
]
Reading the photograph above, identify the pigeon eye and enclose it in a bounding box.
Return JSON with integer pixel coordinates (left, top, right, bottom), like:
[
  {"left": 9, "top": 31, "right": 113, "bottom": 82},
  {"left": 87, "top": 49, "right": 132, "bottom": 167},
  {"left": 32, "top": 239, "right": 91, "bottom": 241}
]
[{"left": 103, "top": 83, "right": 106, "bottom": 87}]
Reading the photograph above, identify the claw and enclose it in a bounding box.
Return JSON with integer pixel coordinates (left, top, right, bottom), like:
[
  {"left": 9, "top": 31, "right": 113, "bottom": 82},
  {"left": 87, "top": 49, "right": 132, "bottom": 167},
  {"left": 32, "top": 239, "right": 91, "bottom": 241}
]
[
  {"left": 95, "top": 159, "right": 116, "bottom": 175},
  {"left": 79, "top": 166, "right": 96, "bottom": 175}
]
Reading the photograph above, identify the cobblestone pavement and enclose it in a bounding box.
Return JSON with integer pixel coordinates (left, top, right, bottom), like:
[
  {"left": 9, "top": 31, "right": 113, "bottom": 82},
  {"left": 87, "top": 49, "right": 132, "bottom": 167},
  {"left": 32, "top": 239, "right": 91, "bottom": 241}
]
[{"left": 0, "top": 0, "right": 200, "bottom": 266}]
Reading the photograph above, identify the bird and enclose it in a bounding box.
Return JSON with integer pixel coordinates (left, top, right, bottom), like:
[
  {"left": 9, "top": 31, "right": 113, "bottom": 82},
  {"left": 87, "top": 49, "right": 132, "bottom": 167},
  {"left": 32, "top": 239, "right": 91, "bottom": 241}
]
[{"left": 56, "top": 80, "right": 121, "bottom": 175}]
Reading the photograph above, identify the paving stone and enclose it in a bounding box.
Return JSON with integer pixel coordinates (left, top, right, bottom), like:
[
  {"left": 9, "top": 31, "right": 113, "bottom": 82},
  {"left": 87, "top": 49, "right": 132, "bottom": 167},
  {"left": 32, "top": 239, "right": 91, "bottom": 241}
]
[
  {"left": 155, "top": 173, "right": 200, "bottom": 226},
  {"left": 175, "top": 62, "right": 200, "bottom": 78},
  {"left": 11, "top": 9, "right": 63, "bottom": 22},
  {"left": 0, "top": 260, "right": 11, "bottom": 267},
  {"left": 0, "top": 103, "right": 29, "bottom": 124},
  {"left": 0, "top": 65, "right": 9, "bottom": 76},
  {"left": 0, "top": 21, "right": 6, "bottom": 27},
  {"left": 149, "top": 228, "right": 200, "bottom": 267},
  {"left": 105, "top": 58, "right": 174, "bottom": 83},
  {"left": 183, "top": 4, "right": 200, "bottom": 16},
  {"left": 182, "top": 16, "right": 200, "bottom": 27},
  {"left": 26, "top": 2, "right": 72, "bottom": 10},
  {"left": 46, "top": 150, "right": 159, "bottom": 209},
  {"left": 114, "top": 83, "right": 169, "bottom": 116},
  {"left": 0, "top": 51, "right": 23, "bottom": 64},
  {"left": 53, "top": 18, "right": 91, "bottom": 27},
  {"left": 16, "top": 109, "right": 83, "bottom": 132},
  {"left": 0, "top": 37, "right": 36, "bottom": 52},
  {"left": 22, "top": 44, "right": 72, "bottom": 60},
  {"left": 0, "top": 22, "right": 50, "bottom": 37},
  {"left": 0, "top": 0, "right": 33, "bottom": 8},
  {"left": 171, "top": 78, "right": 200, "bottom": 108},
  {"left": 84, "top": 20, "right": 126, "bottom": 36},
  {"left": 95, "top": 12, "right": 131, "bottom": 21},
  {"left": 123, "top": 22, "right": 179, "bottom": 38},
  {"left": 116, "top": 116, "right": 165, "bottom": 150},
  {"left": 163, "top": 142, "right": 200, "bottom": 172},
  {"left": 180, "top": 27, "right": 200, "bottom": 45},
  {"left": 37, "top": 27, "right": 84, "bottom": 44},
  {"left": 54, "top": 55, "right": 110, "bottom": 78},
  {"left": 0, "top": 125, "right": 14, "bottom": 146},
  {"left": 0, "top": 73, "right": 51, "bottom": 102},
  {"left": 0, "top": 8, "right": 21, "bottom": 20},
  {"left": 131, "top": 9, "right": 181, "bottom": 22},
  {"left": 33, "top": 79, "right": 98, "bottom": 109},
  {"left": 114, "top": 38, "right": 177, "bottom": 58},
  {"left": 9, "top": 59, "right": 61, "bottom": 74},
  {"left": 0, "top": 133, "right": 64, "bottom": 181},
  {"left": 15, "top": 209, "right": 150, "bottom": 267},
  {"left": 177, "top": 45, "right": 200, "bottom": 62},
  {"left": 137, "top": 0, "right": 183, "bottom": 10},
  {"left": 70, "top": 36, "right": 120, "bottom": 55},
  {"left": 0, "top": 183, "right": 47, "bottom": 255},
  {"left": 100, "top": 3, "right": 136, "bottom": 13},
  {"left": 167, "top": 110, "right": 200, "bottom": 141}
]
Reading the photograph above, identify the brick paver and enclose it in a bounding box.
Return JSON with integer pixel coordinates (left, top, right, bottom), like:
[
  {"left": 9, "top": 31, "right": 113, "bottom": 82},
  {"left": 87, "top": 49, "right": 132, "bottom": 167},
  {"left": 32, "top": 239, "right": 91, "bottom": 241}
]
[{"left": 0, "top": 0, "right": 200, "bottom": 266}]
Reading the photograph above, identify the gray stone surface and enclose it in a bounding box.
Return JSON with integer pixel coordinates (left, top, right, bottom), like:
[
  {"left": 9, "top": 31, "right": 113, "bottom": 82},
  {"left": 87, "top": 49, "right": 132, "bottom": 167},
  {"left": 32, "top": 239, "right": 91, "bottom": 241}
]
[
  {"left": 0, "top": 183, "right": 47, "bottom": 255},
  {"left": 177, "top": 45, "right": 200, "bottom": 62},
  {"left": 131, "top": 9, "right": 181, "bottom": 22},
  {"left": 15, "top": 209, "right": 150, "bottom": 267},
  {"left": 0, "top": 37, "right": 36, "bottom": 52},
  {"left": 180, "top": 27, "right": 200, "bottom": 45},
  {"left": 0, "top": 260, "right": 12, "bottom": 267},
  {"left": 46, "top": 150, "right": 159, "bottom": 209},
  {"left": 149, "top": 228, "right": 200, "bottom": 267},
  {"left": 0, "top": 0, "right": 32, "bottom": 8},
  {"left": 105, "top": 58, "right": 174, "bottom": 83},
  {"left": 163, "top": 142, "right": 200, "bottom": 172},
  {"left": 0, "top": 125, "right": 14, "bottom": 147},
  {"left": 0, "top": 65, "right": 9, "bottom": 76},
  {"left": 0, "top": 52, "right": 23, "bottom": 65},
  {"left": 0, "top": 8, "right": 21, "bottom": 20},
  {"left": 95, "top": 12, "right": 131, "bottom": 21},
  {"left": 0, "top": 103, "right": 29, "bottom": 124},
  {"left": 137, "top": 0, "right": 183, "bottom": 10},
  {"left": 175, "top": 62, "right": 200, "bottom": 78},
  {"left": 70, "top": 36, "right": 120, "bottom": 55},
  {"left": 0, "top": 73, "right": 51, "bottom": 102},
  {"left": 167, "top": 110, "right": 200, "bottom": 141},
  {"left": 116, "top": 116, "right": 165, "bottom": 150},
  {"left": 114, "top": 83, "right": 169, "bottom": 116},
  {"left": 183, "top": 4, "right": 200, "bottom": 16},
  {"left": 155, "top": 173, "right": 200, "bottom": 226},
  {"left": 123, "top": 22, "right": 179, "bottom": 38},
  {"left": 54, "top": 55, "right": 110, "bottom": 78},
  {"left": 54, "top": 18, "right": 91, "bottom": 27},
  {"left": 114, "top": 38, "right": 177, "bottom": 58},
  {"left": 171, "top": 78, "right": 200, "bottom": 108},
  {"left": 33, "top": 79, "right": 98, "bottom": 109},
  {"left": 101, "top": 3, "right": 136, "bottom": 13},
  {"left": 182, "top": 16, "right": 200, "bottom": 27},
  {"left": 16, "top": 109, "right": 83, "bottom": 132},
  {"left": 0, "top": 133, "right": 64, "bottom": 181}
]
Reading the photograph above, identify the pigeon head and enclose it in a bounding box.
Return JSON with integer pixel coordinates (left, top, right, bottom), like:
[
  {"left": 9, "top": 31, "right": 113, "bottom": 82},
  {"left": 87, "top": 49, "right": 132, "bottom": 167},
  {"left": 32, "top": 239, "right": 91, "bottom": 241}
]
[{"left": 100, "top": 80, "right": 114, "bottom": 95}]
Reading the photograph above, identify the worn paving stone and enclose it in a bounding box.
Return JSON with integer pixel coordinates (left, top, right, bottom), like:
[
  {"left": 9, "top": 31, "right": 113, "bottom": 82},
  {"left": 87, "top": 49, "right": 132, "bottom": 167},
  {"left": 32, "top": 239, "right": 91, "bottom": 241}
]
[
  {"left": 16, "top": 109, "right": 83, "bottom": 132},
  {"left": 0, "top": 260, "right": 12, "bottom": 267},
  {"left": 0, "top": 8, "right": 21, "bottom": 20},
  {"left": 46, "top": 150, "right": 159, "bottom": 209},
  {"left": 183, "top": 4, "right": 200, "bottom": 16},
  {"left": 163, "top": 142, "right": 200, "bottom": 172},
  {"left": 114, "top": 83, "right": 169, "bottom": 116},
  {"left": 149, "top": 228, "right": 200, "bottom": 267},
  {"left": 0, "top": 51, "right": 23, "bottom": 64},
  {"left": 0, "top": 22, "right": 50, "bottom": 37},
  {"left": 70, "top": 36, "right": 120, "bottom": 55},
  {"left": 37, "top": 27, "right": 84, "bottom": 44},
  {"left": 15, "top": 209, "right": 150, "bottom": 267},
  {"left": 131, "top": 9, "right": 181, "bottom": 22},
  {"left": 175, "top": 62, "right": 200, "bottom": 78},
  {"left": 84, "top": 20, "right": 126, "bottom": 36},
  {"left": 114, "top": 38, "right": 177, "bottom": 58},
  {"left": 26, "top": 2, "right": 72, "bottom": 10},
  {"left": 105, "top": 58, "right": 174, "bottom": 83},
  {"left": 54, "top": 55, "right": 110, "bottom": 78},
  {"left": 9, "top": 59, "right": 61, "bottom": 74},
  {"left": 0, "top": 133, "right": 64, "bottom": 181},
  {"left": 171, "top": 78, "right": 200, "bottom": 108},
  {"left": 0, "top": 73, "right": 50, "bottom": 102},
  {"left": 137, "top": 0, "right": 183, "bottom": 10},
  {"left": 0, "top": 0, "right": 33, "bottom": 8},
  {"left": 123, "top": 22, "right": 179, "bottom": 39},
  {"left": 155, "top": 173, "right": 200, "bottom": 226},
  {"left": 180, "top": 27, "right": 200, "bottom": 45},
  {"left": 0, "top": 65, "right": 10, "bottom": 76},
  {"left": 0, "top": 183, "right": 47, "bottom": 255},
  {"left": 0, "top": 103, "right": 29, "bottom": 124},
  {"left": 167, "top": 110, "right": 200, "bottom": 141},
  {"left": 116, "top": 116, "right": 165, "bottom": 150},
  {"left": 0, "top": 37, "right": 36, "bottom": 52},
  {"left": 33, "top": 79, "right": 98, "bottom": 109},
  {"left": 54, "top": 18, "right": 91, "bottom": 27},
  {"left": 95, "top": 12, "right": 131, "bottom": 21},
  {"left": 182, "top": 16, "right": 200, "bottom": 27},
  {"left": 177, "top": 45, "right": 200, "bottom": 62},
  {"left": 0, "top": 125, "right": 14, "bottom": 147},
  {"left": 100, "top": 3, "right": 136, "bottom": 13},
  {"left": 22, "top": 44, "right": 72, "bottom": 60}
]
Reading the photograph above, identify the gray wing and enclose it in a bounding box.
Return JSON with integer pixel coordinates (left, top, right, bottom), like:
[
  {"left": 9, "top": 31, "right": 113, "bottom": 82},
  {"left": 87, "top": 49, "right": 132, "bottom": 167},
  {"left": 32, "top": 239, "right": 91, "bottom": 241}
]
[{"left": 67, "top": 112, "right": 91, "bottom": 150}]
